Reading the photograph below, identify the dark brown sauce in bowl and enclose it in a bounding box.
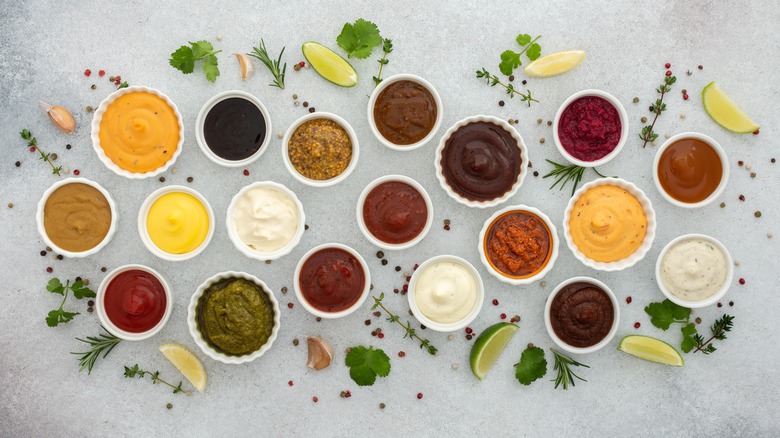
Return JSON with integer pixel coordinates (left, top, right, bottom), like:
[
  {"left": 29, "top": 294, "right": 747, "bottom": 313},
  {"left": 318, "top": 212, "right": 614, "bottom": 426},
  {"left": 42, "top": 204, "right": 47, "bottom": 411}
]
[
  {"left": 203, "top": 97, "right": 267, "bottom": 161},
  {"left": 550, "top": 281, "right": 615, "bottom": 348},
  {"left": 373, "top": 80, "right": 437, "bottom": 146}
]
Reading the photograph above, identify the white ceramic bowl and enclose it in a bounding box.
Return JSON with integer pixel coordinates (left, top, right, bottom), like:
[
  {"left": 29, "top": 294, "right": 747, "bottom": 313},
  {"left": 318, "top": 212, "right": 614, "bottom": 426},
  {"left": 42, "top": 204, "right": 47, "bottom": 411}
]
[
  {"left": 35, "top": 177, "right": 118, "bottom": 258},
  {"left": 408, "top": 255, "right": 485, "bottom": 332},
  {"left": 434, "top": 115, "right": 529, "bottom": 209},
  {"left": 96, "top": 264, "right": 172, "bottom": 341},
  {"left": 293, "top": 243, "right": 371, "bottom": 319},
  {"left": 477, "top": 205, "right": 559, "bottom": 285},
  {"left": 188, "top": 271, "right": 280, "bottom": 365},
  {"left": 563, "top": 178, "right": 656, "bottom": 271},
  {"left": 356, "top": 174, "right": 434, "bottom": 250},
  {"left": 553, "top": 89, "right": 629, "bottom": 168},
  {"left": 226, "top": 181, "right": 306, "bottom": 261},
  {"left": 544, "top": 276, "right": 620, "bottom": 354},
  {"left": 195, "top": 90, "right": 272, "bottom": 167},
  {"left": 652, "top": 132, "right": 730, "bottom": 209},
  {"left": 91, "top": 85, "right": 184, "bottom": 179},
  {"left": 367, "top": 73, "right": 443, "bottom": 151},
  {"left": 281, "top": 112, "right": 359, "bottom": 187},
  {"left": 137, "top": 185, "right": 215, "bottom": 261},
  {"left": 655, "top": 234, "right": 734, "bottom": 308}
]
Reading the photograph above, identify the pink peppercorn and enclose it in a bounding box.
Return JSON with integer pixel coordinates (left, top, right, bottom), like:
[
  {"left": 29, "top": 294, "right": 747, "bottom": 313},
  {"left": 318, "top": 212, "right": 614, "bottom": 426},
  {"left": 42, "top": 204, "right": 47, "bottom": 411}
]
[
  {"left": 634, "top": 322, "right": 640, "bottom": 329},
  {"left": 287, "top": 302, "right": 294, "bottom": 309},
  {"left": 73, "top": 169, "right": 80, "bottom": 176},
  {"left": 665, "top": 70, "right": 672, "bottom": 76},
  {"left": 465, "top": 327, "right": 473, "bottom": 334},
  {"left": 46, "top": 267, "right": 53, "bottom": 273},
  {"left": 84, "top": 69, "right": 91, "bottom": 76},
  {"left": 243, "top": 169, "right": 249, "bottom": 176},
  {"left": 492, "top": 299, "right": 499, "bottom": 306},
  {"left": 288, "top": 381, "right": 293, "bottom": 387},
  {"left": 378, "top": 333, "right": 384, "bottom": 339},
  {"left": 313, "top": 396, "right": 318, "bottom": 403},
  {"left": 753, "top": 129, "right": 760, "bottom": 135},
  {"left": 739, "top": 278, "right": 745, "bottom": 285},
  {"left": 398, "top": 351, "right": 406, "bottom": 357},
  {"left": 98, "top": 70, "right": 105, "bottom": 77},
  {"left": 626, "top": 296, "right": 632, "bottom": 304},
  {"left": 443, "top": 225, "right": 450, "bottom": 231},
  {"left": 500, "top": 313, "right": 507, "bottom": 320},
  {"left": 417, "top": 393, "right": 423, "bottom": 399},
  {"left": 664, "top": 63, "right": 671, "bottom": 68}
]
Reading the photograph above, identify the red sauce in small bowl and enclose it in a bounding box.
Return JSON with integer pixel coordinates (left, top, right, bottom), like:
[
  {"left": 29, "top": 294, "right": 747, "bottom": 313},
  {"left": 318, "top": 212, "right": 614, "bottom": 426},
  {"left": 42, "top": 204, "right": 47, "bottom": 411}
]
[
  {"left": 104, "top": 269, "right": 167, "bottom": 333},
  {"left": 558, "top": 96, "right": 622, "bottom": 162},
  {"left": 362, "top": 181, "right": 428, "bottom": 245},
  {"left": 299, "top": 248, "right": 366, "bottom": 313}
]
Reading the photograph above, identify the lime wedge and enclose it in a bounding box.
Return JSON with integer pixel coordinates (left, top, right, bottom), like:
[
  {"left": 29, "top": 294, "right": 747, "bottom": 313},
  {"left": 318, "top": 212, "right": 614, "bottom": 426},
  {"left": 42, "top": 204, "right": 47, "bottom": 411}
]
[
  {"left": 159, "top": 343, "right": 207, "bottom": 392},
  {"left": 302, "top": 42, "right": 358, "bottom": 87},
  {"left": 702, "top": 81, "right": 759, "bottom": 134},
  {"left": 469, "top": 322, "right": 519, "bottom": 380},
  {"left": 617, "top": 335, "right": 684, "bottom": 367},
  {"left": 524, "top": 50, "right": 585, "bottom": 78}
]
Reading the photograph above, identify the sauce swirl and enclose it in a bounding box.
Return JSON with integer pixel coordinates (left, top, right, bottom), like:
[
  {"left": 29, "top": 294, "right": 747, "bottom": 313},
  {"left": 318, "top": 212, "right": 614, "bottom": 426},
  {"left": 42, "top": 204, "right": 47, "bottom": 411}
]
[
  {"left": 657, "top": 137, "right": 723, "bottom": 203},
  {"left": 373, "top": 80, "right": 437, "bottom": 145},
  {"left": 550, "top": 282, "right": 614, "bottom": 348},
  {"left": 299, "top": 248, "right": 366, "bottom": 313},
  {"left": 104, "top": 269, "right": 167, "bottom": 333},
  {"left": 362, "top": 181, "right": 428, "bottom": 244}
]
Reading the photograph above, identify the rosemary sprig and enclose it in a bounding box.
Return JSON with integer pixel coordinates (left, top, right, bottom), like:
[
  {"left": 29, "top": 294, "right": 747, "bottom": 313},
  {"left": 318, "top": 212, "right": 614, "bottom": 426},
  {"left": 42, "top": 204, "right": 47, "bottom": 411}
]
[
  {"left": 542, "top": 159, "right": 609, "bottom": 196},
  {"left": 551, "top": 348, "right": 589, "bottom": 390},
  {"left": 124, "top": 364, "right": 190, "bottom": 395},
  {"left": 71, "top": 329, "right": 121, "bottom": 374},
  {"left": 693, "top": 314, "right": 734, "bottom": 354},
  {"left": 640, "top": 74, "right": 676, "bottom": 147},
  {"left": 20, "top": 129, "right": 62, "bottom": 176},
  {"left": 248, "top": 39, "right": 286, "bottom": 89},
  {"left": 475, "top": 68, "right": 538, "bottom": 106},
  {"left": 371, "top": 293, "right": 437, "bottom": 355},
  {"left": 373, "top": 38, "right": 393, "bottom": 87}
]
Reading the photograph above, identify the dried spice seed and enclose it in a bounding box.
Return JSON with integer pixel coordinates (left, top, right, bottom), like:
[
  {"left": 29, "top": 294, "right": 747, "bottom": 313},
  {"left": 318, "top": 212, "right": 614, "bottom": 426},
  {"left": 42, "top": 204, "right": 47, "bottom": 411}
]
[
  {"left": 166, "top": 403, "right": 173, "bottom": 409},
  {"left": 633, "top": 97, "right": 639, "bottom": 103},
  {"left": 365, "top": 319, "right": 371, "bottom": 326},
  {"left": 547, "top": 120, "right": 552, "bottom": 126},
  {"left": 634, "top": 322, "right": 641, "bottom": 329},
  {"left": 539, "top": 138, "right": 545, "bottom": 144},
  {"left": 379, "top": 403, "right": 385, "bottom": 409},
  {"left": 381, "top": 259, "right": 388, "bottom": 266},
  {"left": 717, "top": 302, "right": 723, "bottom": 308},
  {"left": 265, "top": 260, "right": 272, "bottom": 265},
  {"left": 720, "top": 202, "right": 725, "bottom": 208},
  {"left": 91, "top": 84, "right": 96, "bottom": 90},
  {"left": 492, "top": 299, "right": 499, "bottom": 306},
  {"left": 316, "top": 317, "right": 322, "bottom": 322},
  {"left": 750, "top": 172, "right": 756, "bottom": 178},
  {"left": 46, "top": 267, "right": 53, "bottom": 273},
  {"left": 57, "top": 254, "right": 63, "bottom": 260},
  {"left": 40, "top": 250, "right": 47, "bottom": 256},
  {"left": 312, "top": 396, "right": 318, "bottom": 403},
  {"left": 292, "top": 339, "right": 299, "bottom": 346},
  {"left": 287, "top": 303, "right": 294, "bottom": 309},
  {"left": 739, "top": 278, "right": 746, "bottom": 285},
  {"left": 641, "top": 116, "right": 647, "bottom": 123},
  {"left": 101, "top": 267, "right": 107, "bottom": 272},
  {"left": 626, "top": 296, "right": 632, "bottom": 304},
  {"left": 499, "top": 100, "right": 505, "bottom": 107},
  {"left": 536, "top": 118, "right": 542, "bottom": 125},
  {"left": 508, "top": 75, "right": 515, "bottom": 82},
  {"left": 187, "top": 177, "right": 194, "bottom": 183},
  {"left": 500, "top": 313, "right": 507, "bottom": 320},
  {"left": 739, "top": 194, "right": 745, "bottom": 201},
  {"left": 417, "top": 393, "right": 423, "bottom": 400},
  {"left": 398, "top": 351, "right": 405, "bottom": 357},
  {"left": 738, "top": 160, "right": 743, "bottom": 166},
  {"left": 305, "top": 224, "right": 309, "bottom": 230},
  {"left": 288, "top": 381, "right": 294, "bottom": 387},
  {"left": 695, "top": 317, "right": 702, "bottom": 324},
  {"left": 159, "top": 177, "right": 166, "bottom": 182},
  {"left": 376, "top": 251, "right": 384, "bottom": 259},
  {"left": 755, "top": 211, "right": 762, "bottom": 218},
  {"left": 281, "top": 287, "right": 288, "bottom": 294},
  {"left": 729, "top": 301, "right": 734, "bottom": 307},
  {"left": 533, "top": 171, "right": 539, "bottom": 177},
  {"left": 7, "top": 203, "right": 13, "bottom": 208},
  {"left": 309, "top": 108, "right": 315, "bottom": 113}
]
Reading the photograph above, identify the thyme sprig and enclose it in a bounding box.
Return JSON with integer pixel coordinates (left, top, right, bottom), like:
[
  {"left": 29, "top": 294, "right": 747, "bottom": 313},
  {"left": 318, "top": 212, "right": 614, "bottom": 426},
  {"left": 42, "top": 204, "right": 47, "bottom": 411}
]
[
  {"left": 640, "top": 74, "right": 676, "bottom": 147},
  {"left": 20, "top": 129, "right": 62, "bottom": 176},
  {"left": 124, "top": 364, "right": 190, "bottom": 395},
  {"left": 371, "top": 293, "right": 437, "bottom": 355},
  {"left": 71, "top": 329, "right": 121, "bottom": 374},
  {"left": 373, "top": 38, "right": 393, "bottom": 87},
  {"left": 542, "top": 159, "right": 609, "bottom": 196},
  {"left": 693, "top": 314, "right": 734, "bottom": 354},
  {"left": 551, "top": 349, "right": 589, "bottom": 390},
  {"left": 248, "top": 39, "right": 286, "bottom": 89},
  {"left": 475, "top": 68, "right": 538, "bottom": 106}
]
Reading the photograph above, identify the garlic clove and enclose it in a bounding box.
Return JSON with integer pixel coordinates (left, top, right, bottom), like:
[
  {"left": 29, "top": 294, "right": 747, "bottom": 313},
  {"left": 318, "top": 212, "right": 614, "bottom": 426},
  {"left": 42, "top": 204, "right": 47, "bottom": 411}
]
[
  {"left": 235, "top": 53, "right": 254, "bottom": 80},
  {"left": 306, "top": 337, "right": 334, "bottom": 370},
  {"left": 39, "top": 101, "right": 75, "bottom": 134}
]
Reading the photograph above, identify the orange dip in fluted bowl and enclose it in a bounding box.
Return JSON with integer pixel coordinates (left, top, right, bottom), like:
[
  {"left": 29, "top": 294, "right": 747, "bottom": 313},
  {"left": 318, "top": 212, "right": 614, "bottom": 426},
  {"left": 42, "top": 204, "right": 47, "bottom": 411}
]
[{"left": 91, "top": 86, "right": 183, "bottom": 179}]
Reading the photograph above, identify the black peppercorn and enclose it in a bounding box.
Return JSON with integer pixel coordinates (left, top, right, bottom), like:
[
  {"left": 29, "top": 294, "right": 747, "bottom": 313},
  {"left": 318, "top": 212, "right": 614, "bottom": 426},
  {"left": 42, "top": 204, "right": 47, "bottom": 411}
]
[{"left": 381, "top": 259, "right": 388, "bottom": 266}]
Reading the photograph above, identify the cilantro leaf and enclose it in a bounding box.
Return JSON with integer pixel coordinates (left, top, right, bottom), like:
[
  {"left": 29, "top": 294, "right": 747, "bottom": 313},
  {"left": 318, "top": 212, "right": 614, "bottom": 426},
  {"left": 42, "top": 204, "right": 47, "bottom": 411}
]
[
  {"left": 169, "top": 45, "right": 195, "bottom": 74},
  {"left": 680, "top": 323, "right": 698, "bottom": 353},
  {"left": 336, "top": 18, "right": 382, "bottom": 59},
  {"left": 47, "top": 278, "right": 64, "bottom": 295},
  {"left": 516, "top": 34, "right": 532, "bottom": 46},
  {"left": 499, "top": 50, "right": 522, "bottom": 76},
  {"left": 644, "top": 299, "right": 691, "bottom": 330},
  {"left": 203, "top": 55, "right": 220, "bottom": 83},
  {"left": 46, "top": 308, "right": 79, "bottom": 327},
  {"left": 515, "top": 346, "right": 547, "bottom": 385},
  {"left": 189, "top": 40, "right": 214, "bottom": 59},
  {"left": 71, "top": 281, "right": 96, "bottom": 299},
  {"left": 345, "top": 346, "right": 391, "bottom": 386},
  {"left": 527, "top": 43, "right": 542, "bottom": 61}
]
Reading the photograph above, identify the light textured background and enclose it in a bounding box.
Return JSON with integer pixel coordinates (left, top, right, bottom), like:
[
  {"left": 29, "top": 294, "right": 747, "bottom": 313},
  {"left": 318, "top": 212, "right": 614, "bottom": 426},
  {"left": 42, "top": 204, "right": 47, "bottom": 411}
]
[{"left": 1, "top": 0, "right": 778, "bottom": 436}]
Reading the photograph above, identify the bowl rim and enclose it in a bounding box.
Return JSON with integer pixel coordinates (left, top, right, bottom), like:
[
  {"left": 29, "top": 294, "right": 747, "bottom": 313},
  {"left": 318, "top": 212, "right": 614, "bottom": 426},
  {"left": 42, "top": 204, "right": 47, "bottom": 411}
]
[
  {"left": 477, "top": 204, "right": 559, "bottom": 285},
  {"left": 226, "top": 180, "right": 306, "bottom": 261},
  {"left": 552, "top": 89, "right": 629, "bottom": 168},
  {"left": 187, "top": 271, "right": 281, "bottom": 365},
  {"left": 366, "top": 73, "right": 444, "bottom": 151},
  {"left": 194, "top": 90, "right": 273, "bottom": 167},
  {"left": 137, "top": 185, "right": 215, "bottom": 261},
  {"left": 655, "top": 233, "right": 734, "bottom": 308},
  {"left": 281, "top": 112, "right": 359, "bottom": 187},
  {"left": 355, "top": 174, "right": 434, "bottom": 251},
  {"left": 544, "top": 276, "right": 620, "bottom": 354},
  {"left": 96, "top": 264, "right": 173, "bottom": 341},
  {"left": 35, "top": 177, "right": 118, "bottom": 258},
  {"left": 293, "top": 243, "right": 371, "bottom": 319},
  {"left": 652, "top": 132, "right": 730, "bottom": 209},
  {"left": 407, "top": 254, "right": 485, "bottom": 332},
  {"left": 562, "top": 177, "right": 656, "bottom": 271},
  {"left": 434, "top": 115, "right": 529, "bottom": 209},
  {"left": 90, "top": 85, "right": 184, "bottom": 179}
]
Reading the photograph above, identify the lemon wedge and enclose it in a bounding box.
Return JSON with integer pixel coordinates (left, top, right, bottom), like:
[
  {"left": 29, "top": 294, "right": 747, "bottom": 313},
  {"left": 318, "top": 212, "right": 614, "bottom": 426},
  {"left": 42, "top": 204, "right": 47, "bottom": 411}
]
[
  {"left": 302, "top": 42, "right": 358, "bottom": 87},
  {"left": 159, "top": 343, "right": 207, "bottom": 392},
  {"left": 617, "top": 335, "right": 684, "bottom": 366},
  {"left": 702, "top": 81, "right": 759, "bottom": 134},
  {"left": 524, "top": 50, "right": 585, "bottom": 78}
]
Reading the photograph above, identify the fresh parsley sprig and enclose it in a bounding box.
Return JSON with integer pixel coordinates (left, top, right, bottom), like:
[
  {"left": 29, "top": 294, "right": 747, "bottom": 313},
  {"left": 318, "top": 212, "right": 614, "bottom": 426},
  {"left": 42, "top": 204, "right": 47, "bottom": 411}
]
[
  {"left": 124, "top": 364, "right": 190, "bottom": 395},
  {"left": 45, "top": 278, "right": 95, "bottom": 327},
  {"left": 499, "top": 33, "right": 542, "bottom": 75},
  {"left": 371, "top": 293, "right": 438, "bottom": 355},
  {"left": 169, "top": 40, "right": 221, "bottom": 83},
  {"left": 20, "top": 129, "right": 62, "bottom": 176},
  {"left": 693, "top": 315, "right": 734, "bottom": 354},
  {"left": 515, "top": 346, "right": 547, "bottom": 385},
  {"left": 476, "top": 68, "right": 538, "bottom": 106},
  {"left": 71, "top": 329, "right": 121, "bottom": 374},
  {"left": 640, "top": 74, "right": 676, "bottom": 147},
  {"left": 373, "top": 38, "right": 393, "bottom": 87},
  {"left": 551, "top": 349, "right": 589, "bottom": 390},
  {"left": 542, "top": 160, "right": 609, "bottom": 196},
  {"left": 248, "top": 39, "right": 286, "bottom": 89},
  {"left": 345, "top": 346, "right": 391, "bottom": 386},
  {"left": 337, "top": 18, "right": 383, "bottom": 59}
]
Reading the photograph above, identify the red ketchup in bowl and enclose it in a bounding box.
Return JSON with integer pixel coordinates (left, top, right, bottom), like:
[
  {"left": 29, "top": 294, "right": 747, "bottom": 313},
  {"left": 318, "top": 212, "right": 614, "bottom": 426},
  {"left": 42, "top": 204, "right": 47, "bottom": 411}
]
[{"left": 103, "top": 269, "right": 167, "bottom": 333}]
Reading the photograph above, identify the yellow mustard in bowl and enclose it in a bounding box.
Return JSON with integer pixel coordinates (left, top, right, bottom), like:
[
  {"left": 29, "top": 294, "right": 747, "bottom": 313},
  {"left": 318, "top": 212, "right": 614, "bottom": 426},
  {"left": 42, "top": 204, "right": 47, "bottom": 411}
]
[
  {"left": 568, "top": 185, "right": 647, "bottom": 262},
  {"left": 146, "top": 192, "right": 209, "bottom": 254}
]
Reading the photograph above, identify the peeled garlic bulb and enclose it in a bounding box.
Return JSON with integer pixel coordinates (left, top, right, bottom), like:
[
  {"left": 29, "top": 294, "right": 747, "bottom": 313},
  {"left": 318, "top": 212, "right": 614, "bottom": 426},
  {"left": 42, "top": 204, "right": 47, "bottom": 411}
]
[
  {"left": 306, "top": 337, "right": 334, "bottom": 370},
  {"left": 235, "top": 53, "right": 254, "bottom": 80},
  {"left": 39, "top": 101, "right": 75, "bottom": 134}
]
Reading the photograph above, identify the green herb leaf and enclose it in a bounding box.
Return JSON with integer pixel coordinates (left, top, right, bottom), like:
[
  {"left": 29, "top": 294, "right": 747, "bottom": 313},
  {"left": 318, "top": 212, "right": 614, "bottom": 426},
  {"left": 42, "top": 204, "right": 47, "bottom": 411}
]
[
  {"left": 169, "top": 45, "right": 195, "bottom": 74},
  {"left": 499, "top": 50, "right": 522, "bottom": 76},
  {"left": 248, "top": 39, "right": 286, "bottom": 89},
  {"left": 117, "top": 82, "right": 129, "bottom": 89},
  {"left": 336, "top": 18, "right": 382, "bottom": 59},
  {"left": 70, "top": 281, "right": 96, "bottom": 299},
  {"left": 47, "top": 278, "right": 64, "bottom": 295},
  {"left": 680, "top": 323, "right": 698, "bottom": 353},
  {"left": 516, "top": 34, "right": 532, "bottom": 46},
  {"left": 551, "top": 349, "right": 589, "bottom": 390},
  {"left": 169, "top": 41, "right": 221, "bottom": 81},
  {"left": 515, "top": 346, "right": 547, "bottom": 385},
  {"left": 203, "top": 55, "right": 220, "bottom": 83},
  {"left": 46, "top": 308, "right": 79, "bottom": 327},
  {"left": 526, "top": 43, "right": 542, "bottom": 61},
  {"left": 644, "top": 299, "right": 691, "bottom": 330},
  {"left": 345, "top": 346, "right": 391, "bottom": 386},
  {"left": 189, "top": 40, "right": 214, "bottom": 59},
  {"left": 72, "top": 330, "right": 121, "bottom": 374}
]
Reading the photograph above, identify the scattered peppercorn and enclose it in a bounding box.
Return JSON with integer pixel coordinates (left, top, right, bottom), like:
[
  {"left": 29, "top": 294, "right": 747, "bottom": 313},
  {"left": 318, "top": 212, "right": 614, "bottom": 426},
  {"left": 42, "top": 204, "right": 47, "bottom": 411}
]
[
  {"left": 444, "top": 219, "right": 451, "bottom": 226},
  {"left": 85, "top": 106, "right": 93, "bottom": 112},
  {"left": 771, "top": 158, "right": 776, "bottom": 163},
  {"left": 465, "top": 327, "right": 473, "bottom": 334},
  {"left": 395, "top": 266, "right": 401, "bottom": 272},
  {"left": 287, "top": 302, "right": 294, "bottom": 309},
  {"left": 309, "top": 108, "right": 316, "bottom": 113},
  {"left": 664, "top": 63, "right": 671, "bottom": 68},
  {"left": 305, "top": 224, "right": 309, "bottom": 230},
  {"left": 492, "top": 299, "right": 499, "bottom": 306},
  {"left": 365, "top": 319, "right": 371, "bottom": 326},
  {"left": 166, "top": 403, "right": 173, "bottom": 410},
  {"left": 381, "top": 259, "right": 388, "bottom": 266},
  {"left": 755, "top": 211, "right": 762, "bottom": 218},
  {"left": 66, "top": 144, "right": 72, "bottom": 150},
  {"left": 7, "top": 203, "right": 13, "bottom": 209},
  {"left": 376, "top": 251, "right": 384, "bottom": 259},
  {"left": 101, "top": 267, "right": 107, "bottom": 272},
  {"left": 539, "top": 138, "right": 545, "bottom": 144},
  {"left": 57, "top": 254, "right": 63, "bottom": 260},
  {"left": 547, "top": 120, "right": 552, "bottom": 126},
  {"left": 187, "top": 177, "right": 193, "bottom": 183},
  {"left": 73, "top": 169, "right": 80, "bottom": 176},
  {"left": 522, "top": 80, "right": 527, "bottom": 85},
  {"left": 649, "top": 106, "right": 655, "bottom": 112},
  {"left": 40, "top": 250, "right": 47, "bottom": 256},
  {"left": 632, "top": 97, "right": 639, "bottom": 103},
  {"left": 533, "top": 171, "right": 539, "bottom": 177},
  {"left": 739, "top": 194, "right": 745, "bottom": 201},
  {"left": 293, "top": 64, "right": 301, "bottom": 71},
  {"left": 695, "top": 317, "right": 702, "bottom": 324},
  {"left": 398, "top": 351, "right": 406, "bottom": 358},
  {"left": 417, "top": 393, "right": 423, "bottom": 400},
  {"left": 498, "top": 100, "right": 505, "bottom": 107},
  {"left": 84, "top": 69, "right": 91, "bottom": 76},
  {"left": 698, "top": 65, "right": 703, "bottom": 70},
  {"left": 508, "top": 75, "right": 515, "bottom": 82},
  {"left": 729, "top": 301, "right": 734, "bottom": 307},
  {"left": 641, "top": 116, "right": 648, "bottom": 123},
  {"left": 750, "top": 172, "right": 756, "bottom": 178},
  {"left": 738, "top": 160, "right": 743, "bottom": 166},
  {"left": 265, "top": 260, "right": 271, "bottom": 265},
  {"left": 379, "top": 403, "right": 385, "bottom": 409},
  {"left": 312, "top": 396, "right": 318, "bottom": 403},
  {"left": 293, "top": 339, "right": 299, "bottom": 346},
  {"left": 109, "top": 76, "right": 115, "bottom": 82},
  {"left": 98, "top": 70, "right": 105, "bottom": 77},
  {"left": 536, "top": 118, "right": 542, "bottom": 125},
  {"left": 243, "top": 169, "right": 249, "bottom": 176},
  {"left": 443, "top": 225, "right": 450, "bottom": 231},
  {"left": 665, "top": 70, "right": 672, "bottom": 77},
  {"left": 720, "top": 202, "right": 725, "bottom": 208},
  {"left": 316, "top": 317, "right": 322, "bottom": 322},
  {"left": 303, "top": 101, "right": 309, "bottom": 108},
  {"left": 46, "top": 267, "right": 53, "bottom": 273},
  {"left": 88, "top": 300, "right": 95, "bottom": 307},
  {"left": 683, "top": 94, "right": 689, "bottom": 100},
  {"left": 500, "top": 313, "right": 507, "bottom": 320},
  {"left": 739, "top": 278, "right": 745, "bottom": 285},
  {"left": 288, "top": 381, "right": 294, "bottom": 387},
  {"left": 378, "top": 332, "right": 385, "bottom": 339},
  {"left": 420, "top": 324, "right": 425, "bottom": 330},
  {"left": 717, "top": 302, "right": 722, "bottom": 308},
  {"left": 634, "top": 322, "right": 640, "bottom": 329},
  {"left": 159, "top": 177, "right": 165, "bottom": 182},
  {"left": 626, "top": 296, "right": 632, "bottom": 304}
]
